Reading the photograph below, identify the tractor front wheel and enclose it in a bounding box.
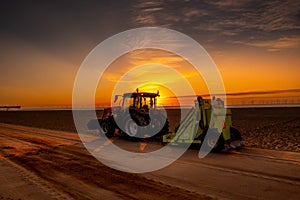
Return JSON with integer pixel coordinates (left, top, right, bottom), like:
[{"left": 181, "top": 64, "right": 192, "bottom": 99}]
[{"left": 124, "top": 117, "right": 139, "bottom": 138}]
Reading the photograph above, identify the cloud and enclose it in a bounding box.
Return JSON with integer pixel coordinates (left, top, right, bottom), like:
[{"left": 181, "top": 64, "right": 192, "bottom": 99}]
[
  {"left": 205, "top": 0, "right": 300, "bottom": 39},
  {"left": 225, "top": 89, "right": 300, "bottom": 96},
  {"left": 232, "top": 36, "right": 300, "bottom": 51},
  {"left": 208, "top": 0, "right": 252, "bottom": 10},
  {"left": 131, "top": 0, "right": 299, "bottom": 34},
  {"left": 132, "top": 0, "right": 164, "bottom": 26},
  {"left": 255, "top": 0, "right": 300, "bottom": 31}
]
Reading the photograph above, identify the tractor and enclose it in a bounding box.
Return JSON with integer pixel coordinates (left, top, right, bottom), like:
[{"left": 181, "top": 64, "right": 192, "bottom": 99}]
[
  {"left": 88, "top": 89, "right": 169, "bottom": 139},
  {"left": 163, "top": 96, "right": 244, "bottom": 151},
  {"left": 87, "top": 90, "right": 244, "bottom": 152}
]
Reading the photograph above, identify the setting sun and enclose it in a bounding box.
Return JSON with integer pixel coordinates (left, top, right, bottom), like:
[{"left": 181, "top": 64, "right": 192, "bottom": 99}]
[{"left": 95, "top": 49, "right": 209, "bottom": 108}]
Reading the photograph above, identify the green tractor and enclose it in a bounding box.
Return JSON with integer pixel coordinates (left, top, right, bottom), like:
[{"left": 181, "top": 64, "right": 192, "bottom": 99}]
[{"left": 163, "top": 96, "right": 244, "bottom": 152}]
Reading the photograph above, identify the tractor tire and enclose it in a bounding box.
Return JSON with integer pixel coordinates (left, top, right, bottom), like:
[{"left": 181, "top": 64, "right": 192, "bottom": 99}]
[
  {"left": 200, "top": 129, "right": 224, "bottom": 152},
  {"left": 229, "top": 127, "right": 243, "bottom": 148},
  {"left": 160, "top": 118, "right": 169, "bottom": 136},
  {"left": 100, "top": 118, "right": 115, "bottom": 138},
  {"left": 149, "top": 117, "right": 169, "bottom": 138},
  {"left": 230, "top": 127, "right": 242, "bottom": 140},
  {"left": 124, "top": 117, "right": 139, "bottom": 138},
  {"left": 174, "top": 124, "right": 180, "bottom": 133}
]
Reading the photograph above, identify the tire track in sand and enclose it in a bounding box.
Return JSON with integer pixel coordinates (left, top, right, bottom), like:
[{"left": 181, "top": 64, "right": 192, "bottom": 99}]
[{"left": 4, "top": 158, "right": 73, "bottom": 200}]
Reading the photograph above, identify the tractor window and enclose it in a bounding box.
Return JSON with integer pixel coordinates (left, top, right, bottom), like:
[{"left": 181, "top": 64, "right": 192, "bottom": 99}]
[
  {"left": 150, "top": 98, "right": 154, "bottom": 107},
  {"left": 142, "top": 97, "right": 147, "bottom": 107},
  {"left": 122, "top": 94, "right": 157, "bottom": 109},
  {"left": 140, "top": 97, "right": 151, "bottom": 110},
  {"left": 142, "top": 97, "right": 156, "bottom": 109},
  {"left": 123, "top": 97, "right": 135, "bottom": 108}
]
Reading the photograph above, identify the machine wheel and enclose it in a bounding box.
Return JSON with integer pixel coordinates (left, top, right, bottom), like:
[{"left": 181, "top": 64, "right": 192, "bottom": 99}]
[
  {"left": 230, "top": 127, "right": 242, "bottom": 140},
  {"left": 200, "top": 129, "right": 224, "bottom": 152},
  {"left": 124, "top": 117, "right": 139, "bottom": 137},
  {"left": 230, "top": 127, "right": 243, "bottom": 148},
  {"left": 100, "top": 118, "right": 115, "bottom": 138},
  {"left": 149, "top": 117, "right": 169, "bottom": 138},
  {"left": 161, "top": 118, "right": 169, "bottom": 135}
]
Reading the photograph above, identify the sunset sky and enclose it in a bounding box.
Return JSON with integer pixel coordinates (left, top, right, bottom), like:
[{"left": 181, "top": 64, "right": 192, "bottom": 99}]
[{"left": 1, "top": 0, "right": 299, "bottom": 108}]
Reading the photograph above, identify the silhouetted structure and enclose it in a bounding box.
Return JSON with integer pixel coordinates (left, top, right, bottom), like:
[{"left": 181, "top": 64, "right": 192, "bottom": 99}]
[{"left": 0, "top": 106, "right": 21, "bottom": 111}]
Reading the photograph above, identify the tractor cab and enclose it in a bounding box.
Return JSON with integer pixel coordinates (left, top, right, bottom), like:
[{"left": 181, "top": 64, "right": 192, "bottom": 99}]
[
  {"left": 122, "top": 92, "right": 159, "bottom": 110},
  {"left": 113, "top": 89, "right": 160, "bottom": 114}
]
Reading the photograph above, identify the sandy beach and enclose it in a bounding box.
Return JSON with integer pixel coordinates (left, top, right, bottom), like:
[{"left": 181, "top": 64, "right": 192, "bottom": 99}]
[{"left": 0, "top": 107, "right": 299, "bottom": 199}]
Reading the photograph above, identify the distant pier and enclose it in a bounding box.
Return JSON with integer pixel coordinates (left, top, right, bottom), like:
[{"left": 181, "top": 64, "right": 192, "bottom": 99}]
[{"left": 0, "top": 106, "right": 21, "bottom": 111}]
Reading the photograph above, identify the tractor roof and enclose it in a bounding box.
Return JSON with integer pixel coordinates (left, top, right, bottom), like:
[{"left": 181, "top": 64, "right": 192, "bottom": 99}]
[{"left": 123, "top": 92, "right": 160, "bottom": 98}]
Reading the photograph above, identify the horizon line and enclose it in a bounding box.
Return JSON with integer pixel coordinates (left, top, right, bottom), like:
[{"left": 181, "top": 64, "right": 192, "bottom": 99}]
[{"left": 167, "top": 88, "right": 300, "bottom": 99}]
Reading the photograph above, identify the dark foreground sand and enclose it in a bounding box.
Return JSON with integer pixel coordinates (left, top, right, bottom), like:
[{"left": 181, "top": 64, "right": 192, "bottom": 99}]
[
  {"left": 0, "top": 123, "right": 212, "bottom": 200},
  {"left": 0, "top": 107, "right": 299, "bottom": 152}
]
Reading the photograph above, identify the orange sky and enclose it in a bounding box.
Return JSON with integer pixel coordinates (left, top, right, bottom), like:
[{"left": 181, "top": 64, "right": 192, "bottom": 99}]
[
  {"left": 0, "top": 1, "right": 299, "bottom": 108},
  {"left": 1, "top": 40, "right": 299, "bottom": 108},
  {"left": 93, "top": 48, "right": 300, "bottom": 107}
]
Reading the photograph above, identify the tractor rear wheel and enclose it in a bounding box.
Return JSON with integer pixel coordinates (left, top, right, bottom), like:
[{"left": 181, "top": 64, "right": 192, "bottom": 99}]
[
  {"left": 100, "top": 118, "right": 115, "bottom": 138},
  {"left": 149, "top": 117, "right": 169, "bottom": 138}
]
